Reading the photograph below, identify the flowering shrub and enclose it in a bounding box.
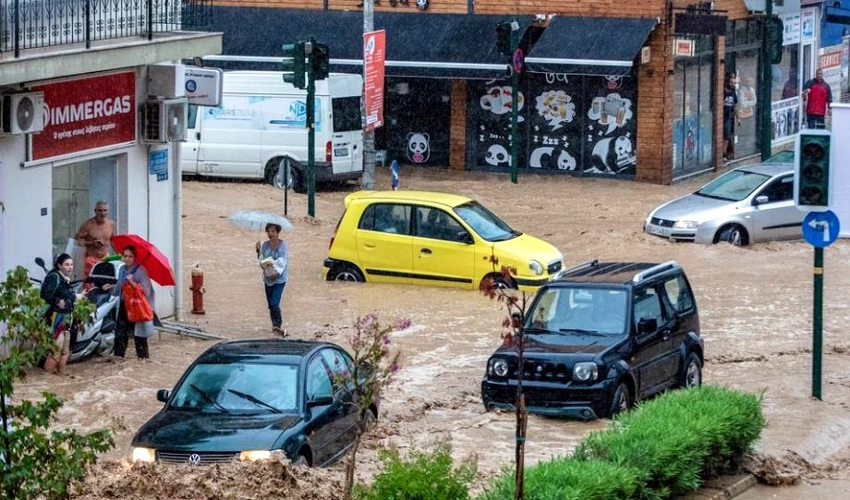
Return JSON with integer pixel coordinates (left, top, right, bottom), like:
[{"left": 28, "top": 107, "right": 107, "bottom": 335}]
[{"left": 334, "top": 312, "right": 407, "bottom": 500}]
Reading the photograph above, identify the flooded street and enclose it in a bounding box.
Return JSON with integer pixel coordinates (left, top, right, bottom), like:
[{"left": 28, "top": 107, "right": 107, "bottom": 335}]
[{"left": 14, "top": 166, "right": 850, "bottom": 497}]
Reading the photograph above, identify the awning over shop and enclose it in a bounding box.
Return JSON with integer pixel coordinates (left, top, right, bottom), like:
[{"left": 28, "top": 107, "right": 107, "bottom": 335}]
[
  {"left": 213, "top": 7, "right": 533, "bottom": 79},
  {"left": 525, "top": 17, "right": 658, "bottom": 76},
  {"left": 373, "top": 12, "right": 534, "bottom": 79}
]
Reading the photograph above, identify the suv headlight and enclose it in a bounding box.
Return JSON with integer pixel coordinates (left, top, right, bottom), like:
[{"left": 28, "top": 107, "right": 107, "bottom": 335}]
[
  {"left": 672, "top": 220, "right": 699, "bottom": 230},
  {"left": 572, "top": 362, "right": 598, "bottom": 382},
  {"left": 528, "top": 260, "right": 544, "bottom": 276},
  {"left": 490, "top": 358, "right": 509, "bottom": 377}
]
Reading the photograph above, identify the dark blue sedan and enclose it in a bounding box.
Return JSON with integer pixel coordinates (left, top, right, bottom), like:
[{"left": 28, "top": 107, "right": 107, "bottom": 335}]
[{"left": 131, "top": 338, "right": 375, "bottom": 467}]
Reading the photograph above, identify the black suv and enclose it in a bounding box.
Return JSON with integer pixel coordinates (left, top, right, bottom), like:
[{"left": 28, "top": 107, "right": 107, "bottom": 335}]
[{"left": 481, "top": 260, "right": 703, "bottom": 420}]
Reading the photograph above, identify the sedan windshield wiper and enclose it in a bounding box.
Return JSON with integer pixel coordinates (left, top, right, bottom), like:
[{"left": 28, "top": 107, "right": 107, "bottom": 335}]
[
  {"left": 227, "top": 389, "right": 282, "bottom": 414},
  {"left": 559, "top": 328, "right": 606, "bottom": 337},
  {"left": 190, "top": 383, "right": 229, "bottom": 413}
]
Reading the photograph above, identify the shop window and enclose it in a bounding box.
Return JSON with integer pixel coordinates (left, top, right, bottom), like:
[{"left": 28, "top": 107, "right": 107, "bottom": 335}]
[{"left": 672, "top": 36, "right": 715, "bottom": 177}]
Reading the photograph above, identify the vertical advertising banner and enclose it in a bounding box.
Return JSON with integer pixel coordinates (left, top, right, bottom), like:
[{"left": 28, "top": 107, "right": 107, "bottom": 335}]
[
  {"left": 364, "top": 30, "right": 386, "bottom": 131},
  {"left": 32, "top": 72, "right": 137, "bottom": 162}
]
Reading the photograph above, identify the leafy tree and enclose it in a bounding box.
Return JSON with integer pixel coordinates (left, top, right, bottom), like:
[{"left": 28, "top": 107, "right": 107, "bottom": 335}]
[
  {"left": 333, "top": 313, "right": 407, "bottom": 500},
  {"left": 480, "top": 263, "right": 534, "bottom": 500},
  {"left": 0, "top": 267, "right": 114, "bottom": 500}
]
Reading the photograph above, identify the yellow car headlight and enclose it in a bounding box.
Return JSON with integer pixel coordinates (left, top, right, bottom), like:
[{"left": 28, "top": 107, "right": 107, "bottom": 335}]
[
  {"left": 239, "top": 450, "right": 273, "bottom": 462},
  {"left": 131, "top": 447, "right": 156, "bottom": 463}
]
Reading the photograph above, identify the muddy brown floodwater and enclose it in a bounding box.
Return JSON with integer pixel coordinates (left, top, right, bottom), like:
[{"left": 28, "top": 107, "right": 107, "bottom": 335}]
[{"left": 13, "top": 166, "right": 850, "bottom": 499}]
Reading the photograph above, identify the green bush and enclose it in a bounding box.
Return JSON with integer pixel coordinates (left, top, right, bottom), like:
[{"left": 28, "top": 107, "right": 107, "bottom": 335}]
[
  {"left": 1, "top": 267, "right": 114, "bottom": 500},
  {"left": 575, "top": 385, "right": 765, "bottom": 500},
  {"left": 477, "top": 458, "right": 640, "bottom": 500},
  {"left": 353, "top": 443, "right": 476, "bottom": 500},
  {"left": 475, "top": 386, "right": 764, "bottom": 500}
]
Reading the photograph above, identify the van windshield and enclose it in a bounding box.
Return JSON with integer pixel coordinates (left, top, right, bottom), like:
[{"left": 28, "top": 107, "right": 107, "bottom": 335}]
[{"left": 332, "top": 96, "right": 361, "bottom": 132}]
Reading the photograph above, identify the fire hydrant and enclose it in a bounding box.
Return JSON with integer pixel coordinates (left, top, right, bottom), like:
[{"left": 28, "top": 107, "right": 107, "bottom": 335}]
[{"left": 190, "top": 264, "right": 206, "bottom": 315}]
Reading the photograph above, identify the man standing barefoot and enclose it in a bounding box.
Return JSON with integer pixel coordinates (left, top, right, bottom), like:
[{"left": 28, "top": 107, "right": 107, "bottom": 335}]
[{"left": 75, "top": 201, "right": 117, "bottom": 279}]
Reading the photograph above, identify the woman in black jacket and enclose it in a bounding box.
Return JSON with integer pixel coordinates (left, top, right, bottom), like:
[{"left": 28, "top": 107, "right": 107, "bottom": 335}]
[{"left": 40, "top": 253, "right": 78, "bottom": 375}]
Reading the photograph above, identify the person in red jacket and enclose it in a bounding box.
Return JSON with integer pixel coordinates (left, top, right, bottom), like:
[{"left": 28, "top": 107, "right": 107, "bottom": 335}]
[{"left": 803, "top": 68, "right": 833, "bottom": 129}]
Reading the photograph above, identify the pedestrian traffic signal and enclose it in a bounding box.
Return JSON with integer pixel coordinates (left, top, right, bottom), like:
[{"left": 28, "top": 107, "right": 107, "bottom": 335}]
[
  {"left": 312, "top": 42, "right": 330, "bottom": 81},
  {"left": 496, "top": 22, "right": 513, "bottom": 56},
  {"left": 282, "top": 42, "right": 306, "bottom": 89},
  {"left": 794, "top": 130, "right": 832, "bottom": 211}
]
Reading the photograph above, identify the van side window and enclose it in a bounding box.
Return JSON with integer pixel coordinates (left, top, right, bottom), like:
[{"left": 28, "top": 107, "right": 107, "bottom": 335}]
[
  {"left": 332, "top": 96, "right": 361, "bottom": 132},
  {"left": 187, "top": 104, "right": 198, "bottom": 129}
]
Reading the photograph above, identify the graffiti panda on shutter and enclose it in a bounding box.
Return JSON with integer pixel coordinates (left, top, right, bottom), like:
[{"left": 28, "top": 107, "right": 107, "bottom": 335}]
[{"left": 407, "top": 132, "right": 430, "bottom": 163}]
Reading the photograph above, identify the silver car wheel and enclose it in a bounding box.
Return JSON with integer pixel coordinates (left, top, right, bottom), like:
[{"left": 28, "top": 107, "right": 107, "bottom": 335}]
[{"left": 683, "top": 354, "right": 702, "bottom": 388}]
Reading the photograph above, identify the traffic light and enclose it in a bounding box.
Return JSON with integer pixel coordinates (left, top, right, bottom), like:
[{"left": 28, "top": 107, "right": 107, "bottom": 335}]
[
  {"left": 495, "top": 22, "right": 512, "bottom": 56},
  {"left": 312, "top": 42, "right": 330, "bottom": 81},
  {"left": 794, "top": 130, "right": 832, "bottom": 211},
  {"left": 282, "top": 42, "right": 306, "bottom": 89},
  {"left": 765, "top": 15, "right": 784, "bottom": 65}
]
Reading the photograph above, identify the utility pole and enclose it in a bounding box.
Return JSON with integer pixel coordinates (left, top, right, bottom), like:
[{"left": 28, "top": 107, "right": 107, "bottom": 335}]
[
  {"left": 362, "top": 0, "right": 376, "bottom": 189},
  {"left": 760, "top": 1, "right": 775, "bottom": 161},
  {"left": 306, "top": 39, "right": 316, "bottom": 217}
]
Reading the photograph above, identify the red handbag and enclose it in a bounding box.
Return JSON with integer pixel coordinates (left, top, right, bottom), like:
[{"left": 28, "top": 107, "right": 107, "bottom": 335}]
[{"left": 122, "top": 281, "right": 153, "bottom": 322}]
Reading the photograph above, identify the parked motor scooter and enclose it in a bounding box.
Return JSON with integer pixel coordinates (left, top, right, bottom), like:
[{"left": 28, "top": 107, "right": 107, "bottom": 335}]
[{"left": 32, "top": 257, "right": 119, "bottom": 362}]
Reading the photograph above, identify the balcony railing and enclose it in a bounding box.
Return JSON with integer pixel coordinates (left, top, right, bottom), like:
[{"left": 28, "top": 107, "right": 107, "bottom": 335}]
[{"left": 0, "top": 0, "right": 213, "bottom": 58}]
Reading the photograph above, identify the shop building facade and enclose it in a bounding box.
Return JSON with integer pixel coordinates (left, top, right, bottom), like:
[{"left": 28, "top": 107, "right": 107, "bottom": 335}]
[
  {"left": 209, "top": 0, "right": 784, "bottom": 185},
  {"left": 0, "top": 0, "right": 221, "bottom": 318}
]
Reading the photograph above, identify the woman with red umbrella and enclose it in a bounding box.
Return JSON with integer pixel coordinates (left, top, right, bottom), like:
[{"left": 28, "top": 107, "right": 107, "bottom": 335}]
[{"left": 104, "top": 245, "right": 156, "bottom": 359}]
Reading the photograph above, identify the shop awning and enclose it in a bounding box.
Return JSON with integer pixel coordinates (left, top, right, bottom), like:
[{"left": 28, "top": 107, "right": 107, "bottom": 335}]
[
  {"left": 525, "top": 17, "right": 658, "bottom": 76},
  {"left": 373, "top": 12, "right": 534, "bottom": 79},
  {"left": 213, "top": 7, "right": 533, "bottom": 79}
]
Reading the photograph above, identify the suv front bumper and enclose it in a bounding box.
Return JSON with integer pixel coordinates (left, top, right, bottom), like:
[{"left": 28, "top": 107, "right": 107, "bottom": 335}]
[{"left": 481, "top": 378, "right": 616, "bottom": 421}]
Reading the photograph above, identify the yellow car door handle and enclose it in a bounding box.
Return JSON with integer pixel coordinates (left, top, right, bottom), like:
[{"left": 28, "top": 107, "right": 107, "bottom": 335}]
[
  {"left": 364, "top": 242, "right": 375, "bottom": 249},
  {"left": 420, "top": 248, "right": 432, "bottom": 255}
]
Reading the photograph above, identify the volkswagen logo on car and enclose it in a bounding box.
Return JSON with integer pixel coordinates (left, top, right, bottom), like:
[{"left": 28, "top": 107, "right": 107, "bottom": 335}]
[{"left": 188, "top": 453, "right": 202, "bottom": 465}]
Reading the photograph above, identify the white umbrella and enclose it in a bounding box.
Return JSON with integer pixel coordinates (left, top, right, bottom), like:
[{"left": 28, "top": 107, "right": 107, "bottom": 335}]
[{"left": 229, "top": 210, "right": 294, "bottom": 232}]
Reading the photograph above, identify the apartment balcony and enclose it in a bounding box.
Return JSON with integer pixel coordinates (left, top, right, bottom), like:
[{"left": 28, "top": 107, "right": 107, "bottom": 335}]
[{"left": 0, "top": 0, "right": 222, "bottom": 86}]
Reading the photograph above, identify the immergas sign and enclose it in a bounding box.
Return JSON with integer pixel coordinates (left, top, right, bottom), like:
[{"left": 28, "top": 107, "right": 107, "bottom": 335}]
[{"left": 31, "top": 71, "right": 136, "bottom": 162}]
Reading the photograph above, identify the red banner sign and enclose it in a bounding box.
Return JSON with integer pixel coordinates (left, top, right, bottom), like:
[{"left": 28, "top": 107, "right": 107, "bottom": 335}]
[
  {"left": 364, "top": 30, "right": 386, "bottom": 131},
  {"left": 32, "top": 72, "right": 136, "bottom": 161}
]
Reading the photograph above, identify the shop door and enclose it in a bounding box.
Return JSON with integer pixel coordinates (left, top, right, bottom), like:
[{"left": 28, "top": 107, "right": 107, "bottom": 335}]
[
  {"left": 672, "top": 43, "right": 715, "bottom": 179},
  {"left": 52, "top": 158, "right": 117, "bottom": 278}
]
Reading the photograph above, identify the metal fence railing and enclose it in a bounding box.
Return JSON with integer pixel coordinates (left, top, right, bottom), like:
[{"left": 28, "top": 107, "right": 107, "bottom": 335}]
[{"left": 0, "top": 0, "right": 214, "bottom": 58}]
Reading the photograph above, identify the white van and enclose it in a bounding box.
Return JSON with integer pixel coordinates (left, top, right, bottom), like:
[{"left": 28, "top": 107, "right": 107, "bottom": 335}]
[{"left": 181, "top": 71, "right": 363, "bottom": 192}]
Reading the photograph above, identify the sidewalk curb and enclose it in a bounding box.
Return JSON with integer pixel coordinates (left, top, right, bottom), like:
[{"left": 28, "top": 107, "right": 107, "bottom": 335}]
[{"left": 681, "top": 474, "right": 758, "bottom": 500}]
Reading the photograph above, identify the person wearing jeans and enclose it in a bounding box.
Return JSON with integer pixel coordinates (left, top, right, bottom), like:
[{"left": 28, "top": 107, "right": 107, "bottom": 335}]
[{"left": 259, "top": 223, "right": 289, "bottom": 336}]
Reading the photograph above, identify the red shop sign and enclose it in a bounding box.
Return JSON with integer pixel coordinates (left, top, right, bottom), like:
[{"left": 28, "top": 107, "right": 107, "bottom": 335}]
[{"left": 32, "top": 71, "right": 136, "bottom": 161}]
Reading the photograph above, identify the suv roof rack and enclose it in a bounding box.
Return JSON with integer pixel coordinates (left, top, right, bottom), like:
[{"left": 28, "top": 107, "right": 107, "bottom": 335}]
[
  {"left": 561, "top": 259, "right": 599, "bottom": 276},
  {"left": 632, "top": 260, "right": 679, "bottom": 283}
]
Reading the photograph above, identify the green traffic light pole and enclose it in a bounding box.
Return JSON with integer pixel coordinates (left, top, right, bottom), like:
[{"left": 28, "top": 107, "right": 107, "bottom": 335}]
[
  {"left": 306, "top": 38, "right": 316, "bottom": 217},
  {"left": 808, "top": 243, "right": 827, "bottom": 403},
  {"left": 510, "top": 26, "right": 519, "bottom": 184}
]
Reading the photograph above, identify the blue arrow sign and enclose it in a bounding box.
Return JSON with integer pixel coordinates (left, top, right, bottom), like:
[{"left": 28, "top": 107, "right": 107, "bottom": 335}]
[{"left": 802, "top": 210, "right": 840, "bottom": 248}]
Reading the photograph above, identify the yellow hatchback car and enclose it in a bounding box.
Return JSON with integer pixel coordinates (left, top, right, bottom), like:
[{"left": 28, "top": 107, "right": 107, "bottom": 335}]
[{"left": 323, "top": 191, "right": 564, "bottom": 291}]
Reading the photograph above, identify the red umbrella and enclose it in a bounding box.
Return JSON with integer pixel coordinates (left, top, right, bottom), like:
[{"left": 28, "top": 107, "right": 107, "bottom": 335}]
[{"left": 110, "top": 234, "right": 175, "bottom": 286}]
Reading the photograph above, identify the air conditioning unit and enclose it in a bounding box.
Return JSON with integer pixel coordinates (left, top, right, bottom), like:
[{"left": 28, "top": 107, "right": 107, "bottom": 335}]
[
  {"left": 1, "top": 92, "right": 45, "bottom": 135},
  {"left": 143, "top": 98, "right": 188, "bottom": 143}
]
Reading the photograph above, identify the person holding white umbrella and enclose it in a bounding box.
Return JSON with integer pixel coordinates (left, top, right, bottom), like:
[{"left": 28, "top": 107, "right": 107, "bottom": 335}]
[{"left": 258, "top": 222, "right": 289, "bottom": 336}]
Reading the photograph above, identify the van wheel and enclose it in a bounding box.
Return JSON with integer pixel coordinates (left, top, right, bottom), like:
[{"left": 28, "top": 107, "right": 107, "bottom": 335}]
[
  {"left": 271, "top": 158, "right": 294, "bottom": 190},
  {"left": 329, "top": 264, "right": 364, "bottom": 282}
]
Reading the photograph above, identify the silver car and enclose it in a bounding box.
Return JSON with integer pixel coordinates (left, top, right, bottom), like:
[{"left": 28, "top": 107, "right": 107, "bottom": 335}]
[{"left": 644, "top": 162, "right": 803, "bottom": 246}]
